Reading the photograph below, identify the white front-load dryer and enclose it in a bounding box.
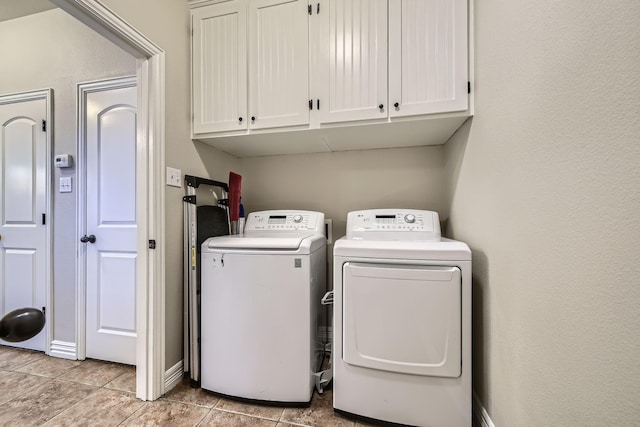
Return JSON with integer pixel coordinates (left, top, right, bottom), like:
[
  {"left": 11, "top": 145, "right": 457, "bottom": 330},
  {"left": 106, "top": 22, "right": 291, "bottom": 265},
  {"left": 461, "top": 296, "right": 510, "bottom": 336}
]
[
  {"left": 333, "top": 209, "right": 472, "bottom": 426},
  {"left": 201, "top": 210, "right": 326, "bottom": 404}
]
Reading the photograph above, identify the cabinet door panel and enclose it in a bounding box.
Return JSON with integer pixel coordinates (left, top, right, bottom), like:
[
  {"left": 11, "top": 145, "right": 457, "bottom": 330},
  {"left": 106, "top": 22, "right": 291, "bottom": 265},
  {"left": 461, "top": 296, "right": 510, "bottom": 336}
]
[
  {"left": 389, "top": 0, "right": 468, "bottom": 117},
  {"left": 249, "top": 0, "right": 309, "bottom": 129},
  {"left": 317, "top": 0, "right": 388, "bottom": 124},
  {"left": 192, "top": 1, "right": 247, "bottom": 134}
]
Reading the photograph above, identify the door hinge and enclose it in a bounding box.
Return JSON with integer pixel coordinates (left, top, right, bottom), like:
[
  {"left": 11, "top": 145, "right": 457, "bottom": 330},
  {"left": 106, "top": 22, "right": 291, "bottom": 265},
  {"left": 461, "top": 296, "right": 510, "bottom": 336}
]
[
  {"left": 468, "top": 81, "right": 471, "bottom": 94},
  {"left": 308, "top": 4, "right": 312, "bottom": 15},
  {"left": 149, "top": 239, "right": 156, "bottom": 249},
  {"left": 42, "top": 213, "right": 46, "bottom": 225},
  {"left": 42, "top": 120, "right": 46, "bottom": 132},
  {"left": 309, "top": 99, "right": 313, "bottom": 110}
]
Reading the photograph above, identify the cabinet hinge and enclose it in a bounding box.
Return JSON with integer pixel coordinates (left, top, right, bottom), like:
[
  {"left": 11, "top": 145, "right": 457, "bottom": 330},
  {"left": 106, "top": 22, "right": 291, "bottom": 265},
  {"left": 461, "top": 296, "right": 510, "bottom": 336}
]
[
  {"left": 309, "top": 99, "right": 313, "bottom": 110},
  {"left": 42, "top": 213, "right": 46, "bottom": 225},
  {"left": 308, "top": 4, "right": 312, "bottom": 15},
  {"left": 468, "top": 81, "right": 471, "bottom": 94},
  {"left": 317, "top": 99, "right": 320, "bottom": 110},
  {"left": 149, "top": 239, "right": 156, "bottom": 249},
  {"left": 42, "top": 120, "right": 46, "bottom": 132},
  {"left": 317, "top": 3, "right": 320, "bottom": 14}
]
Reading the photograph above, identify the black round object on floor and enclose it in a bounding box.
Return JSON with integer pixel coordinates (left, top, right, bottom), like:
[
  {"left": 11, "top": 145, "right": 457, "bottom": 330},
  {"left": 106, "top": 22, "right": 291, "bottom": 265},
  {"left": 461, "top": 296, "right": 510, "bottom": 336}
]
[{"left": 0, "top": 307, "right": 45, "bottom": 342}]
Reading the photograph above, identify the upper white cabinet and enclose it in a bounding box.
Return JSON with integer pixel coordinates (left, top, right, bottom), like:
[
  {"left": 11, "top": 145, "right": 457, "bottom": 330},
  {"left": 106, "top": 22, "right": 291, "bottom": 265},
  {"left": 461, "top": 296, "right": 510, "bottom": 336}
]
[
  {"left": 314, "top": 0, "right": 468, "bottom": 125},
  {"left": 314, "top": 0, "right": 388, "bottom": 124},
  {"left": 248, "top": 0, "right": 309, "bottom": 129},
  {"left": 191, "top": 0, "right": 309, "bottom": 134},
  {"left": 191, "top": 0, "right": 472, "bottom": 156},
  {"left": 388, "top": 0, "right": 468, "bottom": 117},
  {"left": 192, "top": 1, "right": 247, "bottom": 134}
]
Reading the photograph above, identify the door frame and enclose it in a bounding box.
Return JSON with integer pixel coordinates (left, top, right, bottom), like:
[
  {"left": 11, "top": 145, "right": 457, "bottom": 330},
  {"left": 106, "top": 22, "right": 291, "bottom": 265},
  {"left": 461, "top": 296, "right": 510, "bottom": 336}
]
[
  {"left": 76, "top": 75, "right": 137, "bottom": 362},
  {"left": 53, "top": 0, "right": 166, "bottom": 401},
  {"left": 0, "top": 89, "right": 53, "bottom": 354}
]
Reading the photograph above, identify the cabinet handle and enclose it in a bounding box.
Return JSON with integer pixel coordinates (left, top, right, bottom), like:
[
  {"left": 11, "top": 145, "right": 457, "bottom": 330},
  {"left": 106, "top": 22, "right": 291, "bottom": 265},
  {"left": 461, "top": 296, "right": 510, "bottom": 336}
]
[
  {"left": 379, "top": 104, "right": 384, "bottom": 110},
  {"left": 394, "top": 102, "right": 399, "bottom": 108},
  {"left": 251, "top": 116, "right": 256, "bottom": 122},
  {"left": 238, "top": 117, "right": 243, "bottom": 122}
]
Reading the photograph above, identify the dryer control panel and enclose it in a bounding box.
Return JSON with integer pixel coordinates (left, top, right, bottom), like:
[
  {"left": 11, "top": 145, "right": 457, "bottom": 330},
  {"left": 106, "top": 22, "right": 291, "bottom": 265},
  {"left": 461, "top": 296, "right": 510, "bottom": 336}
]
[
  {"left": 346, "top": 209, "right": 441, "bottom": 241},
  {"left": 245, "top": 210, "right": 325, "bottom": 234}
]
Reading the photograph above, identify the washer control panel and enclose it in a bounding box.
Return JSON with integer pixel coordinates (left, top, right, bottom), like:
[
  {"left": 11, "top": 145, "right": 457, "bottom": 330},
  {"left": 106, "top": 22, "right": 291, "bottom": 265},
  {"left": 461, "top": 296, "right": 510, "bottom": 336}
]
[
  {"left": 245, "top": 210, "right": 325, "bottom": 233},
  {"left": 346, "top": 209, "right": 441, "bottom": 241}
]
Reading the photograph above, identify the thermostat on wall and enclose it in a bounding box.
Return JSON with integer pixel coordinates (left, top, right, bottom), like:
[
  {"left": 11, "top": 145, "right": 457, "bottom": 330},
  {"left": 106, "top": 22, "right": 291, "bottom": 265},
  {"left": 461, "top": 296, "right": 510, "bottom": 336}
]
[{"left": 55, "top": 154, "right": 72, "bottom": 168}]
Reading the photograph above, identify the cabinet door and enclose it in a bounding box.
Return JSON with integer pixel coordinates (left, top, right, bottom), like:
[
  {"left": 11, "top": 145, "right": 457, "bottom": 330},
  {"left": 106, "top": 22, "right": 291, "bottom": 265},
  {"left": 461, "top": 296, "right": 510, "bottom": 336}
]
[
  {"left": 192, "top": 1, "right": 247, "bottom": 134},
  {"left": 316, "top": 0, "right": 388, "bottom": 124},
  {"left": 248, "top": 0, "right": 309, "bottom": 129},
  {"left": 389, "top": 0, "right": 468, "bottom": 117}
]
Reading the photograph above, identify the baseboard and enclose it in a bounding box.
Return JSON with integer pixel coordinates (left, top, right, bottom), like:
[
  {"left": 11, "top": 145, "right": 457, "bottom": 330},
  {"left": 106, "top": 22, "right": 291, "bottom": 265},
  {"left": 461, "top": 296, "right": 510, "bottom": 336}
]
[
  {"left": 49, "top": 340, "right": 77, "bottom": 360},
  {"left": 473, "top": 391, "right": 496, "bottom": 427},
  {"left": 164, "top": 360, "right": 184, "bottom": 393}
]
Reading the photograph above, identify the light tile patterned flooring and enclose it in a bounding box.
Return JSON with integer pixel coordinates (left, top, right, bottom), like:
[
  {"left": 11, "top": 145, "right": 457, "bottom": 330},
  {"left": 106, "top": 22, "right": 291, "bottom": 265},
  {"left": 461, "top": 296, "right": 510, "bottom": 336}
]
[{"left": 0, "top": 345, "right": 369, "bottom": 426}]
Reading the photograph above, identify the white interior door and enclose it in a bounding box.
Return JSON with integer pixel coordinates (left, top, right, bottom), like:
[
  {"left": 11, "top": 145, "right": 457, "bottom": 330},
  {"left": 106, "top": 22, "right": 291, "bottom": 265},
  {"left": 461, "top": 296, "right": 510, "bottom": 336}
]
[
  {"left": 83, "top": 78, "right": 137, "bottom": 365},
  {"left": 0, "top": 91, "right": 50, "bottom": 352}
]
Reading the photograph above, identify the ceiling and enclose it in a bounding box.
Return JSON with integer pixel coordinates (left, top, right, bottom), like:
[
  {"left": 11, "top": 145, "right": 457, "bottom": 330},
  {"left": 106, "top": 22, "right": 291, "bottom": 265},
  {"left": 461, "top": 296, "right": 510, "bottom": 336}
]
[{"left": 0, "top": 0, "right": 56, "bottom": 22}]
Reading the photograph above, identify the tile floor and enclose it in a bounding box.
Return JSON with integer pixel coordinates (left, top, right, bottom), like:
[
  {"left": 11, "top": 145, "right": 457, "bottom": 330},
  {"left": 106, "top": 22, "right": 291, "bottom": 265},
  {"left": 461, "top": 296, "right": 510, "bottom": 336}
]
[{"left": 0, "top": 345, "right": 370, "bottom": 426}]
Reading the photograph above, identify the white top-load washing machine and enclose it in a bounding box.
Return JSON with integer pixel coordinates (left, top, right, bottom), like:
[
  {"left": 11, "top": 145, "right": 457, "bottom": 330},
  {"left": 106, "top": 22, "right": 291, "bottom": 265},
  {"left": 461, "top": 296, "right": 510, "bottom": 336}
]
[
  {"left": 201, "top": 210, "right": 326, "bottom": 404},
  {"left": 333, "top": 209, "right": 472, "bottom": 426}
]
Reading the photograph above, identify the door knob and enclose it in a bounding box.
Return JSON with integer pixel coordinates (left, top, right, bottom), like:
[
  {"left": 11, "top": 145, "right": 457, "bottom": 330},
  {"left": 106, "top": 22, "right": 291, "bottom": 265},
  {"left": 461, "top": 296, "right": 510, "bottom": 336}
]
[{"left": 80, "top": 235, "right": 96, "bottom": 244}]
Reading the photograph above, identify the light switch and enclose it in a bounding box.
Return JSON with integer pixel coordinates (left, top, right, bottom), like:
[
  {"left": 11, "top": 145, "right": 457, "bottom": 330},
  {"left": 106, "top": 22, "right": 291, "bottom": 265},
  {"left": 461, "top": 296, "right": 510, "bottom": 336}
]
[
  {"left": 166, "top": 167, "right": 182, "bottom": 187},
  {"left": 59, "top": 177, "right": 72, "bottom": 193}
]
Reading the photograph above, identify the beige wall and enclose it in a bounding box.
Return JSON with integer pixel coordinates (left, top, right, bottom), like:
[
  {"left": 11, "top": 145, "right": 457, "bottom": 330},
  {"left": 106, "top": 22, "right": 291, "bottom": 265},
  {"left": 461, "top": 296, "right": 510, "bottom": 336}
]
[
  {"left": 0, "top": 9, "right": 137, "bottom": 344},
  {"left": 444, "top": 1, "right": 640, "bottom": 425},
  {"left": 239, "top": 146, "right": 445, "bottom": 241},
  {"left": 100, "top": 0, "right": 240, "bottom": 369}
]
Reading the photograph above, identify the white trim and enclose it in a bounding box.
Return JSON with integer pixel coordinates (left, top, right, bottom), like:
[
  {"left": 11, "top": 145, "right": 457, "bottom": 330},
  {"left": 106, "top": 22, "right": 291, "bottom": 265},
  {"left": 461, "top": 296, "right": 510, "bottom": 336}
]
[
  {"left": 50, "top": 340, "right": 77, "bottom": 360},
  {"left": 473, "top": 391, "right": 496, "bottom": 427},
  {"left": 164, "top": 360, "right": 184, "bottom": 393},
  {"left": 76, "top": 76, "right": 137, "bottom": 363},
  {"left": 52, "top": 0, "right": 166, "bottom": 401},
  {"left": 0, "top": 89, "right": 53, "bottom": 356}
]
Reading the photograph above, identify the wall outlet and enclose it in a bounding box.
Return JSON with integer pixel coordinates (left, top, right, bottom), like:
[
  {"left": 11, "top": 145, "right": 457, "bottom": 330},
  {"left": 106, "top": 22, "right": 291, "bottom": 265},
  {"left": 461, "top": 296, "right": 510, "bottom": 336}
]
[{"left": 166, "top": 167, "right": 182, "bottom": 187}]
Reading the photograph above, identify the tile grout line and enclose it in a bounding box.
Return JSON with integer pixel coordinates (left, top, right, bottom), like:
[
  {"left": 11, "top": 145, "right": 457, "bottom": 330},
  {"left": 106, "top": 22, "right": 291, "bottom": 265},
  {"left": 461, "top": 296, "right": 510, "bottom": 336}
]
[
  {"left": 116, "top": 398, "right": 150, "bottom": 427},
  {"left": 38, "top": 384, "right": 103, "bottom": 426}
]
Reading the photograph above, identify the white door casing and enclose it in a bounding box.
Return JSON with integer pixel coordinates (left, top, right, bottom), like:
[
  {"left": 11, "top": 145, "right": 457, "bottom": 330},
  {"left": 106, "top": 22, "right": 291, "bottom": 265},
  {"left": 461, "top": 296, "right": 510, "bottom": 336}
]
[
  {"left": 0, "top": 90, "right": 52, "bottom": 353},
  {"left": 80, "top": 78, "right": 137, "bottom": 365},
  {"left": 53, "top": 0, "right": 166, "bottom": 401}
]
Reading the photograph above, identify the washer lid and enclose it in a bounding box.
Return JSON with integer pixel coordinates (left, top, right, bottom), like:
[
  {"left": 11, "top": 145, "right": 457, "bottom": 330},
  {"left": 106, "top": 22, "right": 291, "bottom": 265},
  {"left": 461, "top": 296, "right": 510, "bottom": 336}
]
[
  {"left": 205, "top": 235, "right": 306, "bottom": 250},
  {"left": 203, "top": 234, "right": 326, "bottom": 254}
]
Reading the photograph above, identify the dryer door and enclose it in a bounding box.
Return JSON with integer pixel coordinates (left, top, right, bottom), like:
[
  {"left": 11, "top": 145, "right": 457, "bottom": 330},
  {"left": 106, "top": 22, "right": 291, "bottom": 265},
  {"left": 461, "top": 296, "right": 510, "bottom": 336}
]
[{"left": 342, "top": 262, "right": 461, "bottom": 377}]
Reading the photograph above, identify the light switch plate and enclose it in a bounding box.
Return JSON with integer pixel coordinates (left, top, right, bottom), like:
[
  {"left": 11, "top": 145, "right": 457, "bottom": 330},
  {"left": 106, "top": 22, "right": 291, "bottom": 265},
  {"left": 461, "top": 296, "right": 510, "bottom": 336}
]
[
  {"left": 166, "top": 167, "right": 182, "bottom": 187},
  {"left": 59, "top": 177, "right": 72, "bottom": 193}
]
